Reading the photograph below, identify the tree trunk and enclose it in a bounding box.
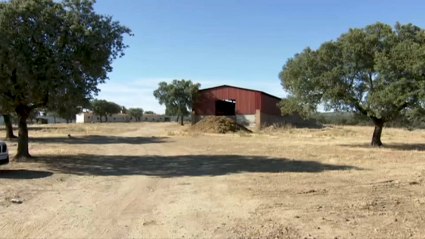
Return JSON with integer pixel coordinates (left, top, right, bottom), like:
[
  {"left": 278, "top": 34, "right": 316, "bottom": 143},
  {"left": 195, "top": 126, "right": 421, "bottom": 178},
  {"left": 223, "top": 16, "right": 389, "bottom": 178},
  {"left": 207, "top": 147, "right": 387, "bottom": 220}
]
[
  {"left": 105, "top": 115, "right": 108, "bottom": 122},
  {"left": 3, "top": 114, "right": 17, "bottom": 139},
  {"left": 371, "top": 118, "right": 384, "bottom": 147},
  {"left": 176, "top": 115, "right": 180, "bottom": 123},
  {"left": 180, "top": 114, "right": 184, "bottom": 126},
  {"left": 15, "top": 105, "right": 31, "bottom": 159}
]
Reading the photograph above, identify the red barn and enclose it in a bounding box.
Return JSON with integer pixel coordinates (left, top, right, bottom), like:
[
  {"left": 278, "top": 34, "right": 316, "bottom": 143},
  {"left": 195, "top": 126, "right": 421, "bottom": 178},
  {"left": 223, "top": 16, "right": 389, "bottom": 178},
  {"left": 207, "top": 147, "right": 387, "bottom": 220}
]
[{"left": 192, "top": 85, "right": 313, "bottom": 127}]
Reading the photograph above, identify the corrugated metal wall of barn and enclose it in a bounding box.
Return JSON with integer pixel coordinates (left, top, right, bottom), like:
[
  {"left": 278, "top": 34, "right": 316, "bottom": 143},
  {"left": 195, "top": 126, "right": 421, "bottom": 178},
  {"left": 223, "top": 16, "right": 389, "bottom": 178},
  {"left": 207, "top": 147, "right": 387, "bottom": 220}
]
[
  {"left": 261, "top": 93, "right": 282, "bottom": 116},
  {"left": 193, "top": 86, "right": 260, "bottom": 115}
]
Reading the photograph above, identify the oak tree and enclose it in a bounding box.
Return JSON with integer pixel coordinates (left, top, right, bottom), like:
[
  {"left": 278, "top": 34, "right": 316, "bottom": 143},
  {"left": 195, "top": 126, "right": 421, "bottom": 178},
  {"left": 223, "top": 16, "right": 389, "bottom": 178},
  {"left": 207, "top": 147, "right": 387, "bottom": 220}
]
[
  {"left": 0, "top": 0, "right": 132, "bottom": 158},
  {"left": 128, "top": 108, "right": 143, "bottom": 122},
  {"left": 1, "top": 99, "right": 17, "bottom": 139},
  {"left": 2, "top": 114, "right": 16, "bottom": 139},
  {"left": 48, "top": 80, "right": 91, "bottom": 123},
  {"left": 165, "top": 105, "right": 180, "bottom": 122},
  {"left": 90, "top": 99, "right": 122, "bottom": 122},
  {"left": 55, "top": 104, "right": 85, "bottom": 123},
  {"left": 153, "top": 79, "right": 200, "bottom": 125},
  {"left": 279, "top": 22, "right": 425, "bottom": 146},
  {"left": 28, "top": 110, "right": 40, "bottom": 124}
]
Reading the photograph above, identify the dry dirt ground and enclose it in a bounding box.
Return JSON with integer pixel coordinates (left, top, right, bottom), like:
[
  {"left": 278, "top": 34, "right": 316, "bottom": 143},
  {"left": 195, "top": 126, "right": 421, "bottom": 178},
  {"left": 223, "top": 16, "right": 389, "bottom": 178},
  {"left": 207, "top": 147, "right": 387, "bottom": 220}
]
[{"left": 1, "top": 122, "right": 425, "bottom": 238}]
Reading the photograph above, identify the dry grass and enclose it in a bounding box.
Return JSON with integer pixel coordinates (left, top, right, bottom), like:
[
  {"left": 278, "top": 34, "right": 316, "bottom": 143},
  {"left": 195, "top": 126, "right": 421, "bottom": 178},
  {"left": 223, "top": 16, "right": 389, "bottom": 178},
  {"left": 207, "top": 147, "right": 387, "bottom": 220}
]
[
  {"left": 258, "top": 122, "right": 295, "bottom": 134},
  {"left": 18, "top": 123, "right": 425, "bottom": 157},
  {"left": 5, "top": 122, "right": 425, "bottom": 166},
  {"left": 24, "top": 122, "right": 145, "bottom": 136},
  {"left": 1, "top": 122, "right": 425, "bottom": 238}
]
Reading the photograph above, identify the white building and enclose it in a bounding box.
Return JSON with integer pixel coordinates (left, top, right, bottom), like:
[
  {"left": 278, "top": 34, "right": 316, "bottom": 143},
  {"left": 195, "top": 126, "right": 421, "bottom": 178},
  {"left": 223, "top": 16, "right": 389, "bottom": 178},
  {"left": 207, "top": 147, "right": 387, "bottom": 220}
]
[
  {"left": 76, "top": 112, "right": 171, "bottom": 123},
  {"left": 37, "top": 116, "right": 74, "bottom": 124},
  {"left": 168, "top": 115, "right": 192, "bottom": 122},
  {"left": 0, "top": 113, "right": 73, "bottom": 125},
  {"left": 36, "top": 111, "right": 74, "bottom": 124}
]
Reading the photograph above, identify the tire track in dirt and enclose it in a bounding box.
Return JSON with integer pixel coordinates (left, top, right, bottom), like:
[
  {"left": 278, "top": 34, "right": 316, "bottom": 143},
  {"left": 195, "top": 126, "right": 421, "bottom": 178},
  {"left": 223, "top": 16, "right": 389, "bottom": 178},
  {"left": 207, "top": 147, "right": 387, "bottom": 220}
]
[
  {"left": 68, "top": 127, "right": 260, "bottom": 238},
  {"left": 0, "top": 124, "right": 325, "bottom": 238}
]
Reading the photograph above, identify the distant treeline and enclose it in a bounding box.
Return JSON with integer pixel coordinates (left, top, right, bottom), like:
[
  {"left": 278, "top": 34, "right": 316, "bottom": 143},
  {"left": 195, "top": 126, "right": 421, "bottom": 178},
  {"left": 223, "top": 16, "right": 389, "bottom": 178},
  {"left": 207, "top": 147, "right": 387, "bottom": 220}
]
[{"left": 313, "top": 112, "right": 425, "bottom": 130}]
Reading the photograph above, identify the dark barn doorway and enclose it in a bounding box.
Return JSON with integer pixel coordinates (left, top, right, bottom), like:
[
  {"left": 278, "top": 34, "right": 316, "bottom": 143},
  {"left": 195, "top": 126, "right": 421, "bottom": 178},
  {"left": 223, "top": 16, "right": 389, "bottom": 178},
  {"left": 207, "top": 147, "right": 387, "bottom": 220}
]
[{"left": 215, "top": 99, "right": 236, "bottom": 116}]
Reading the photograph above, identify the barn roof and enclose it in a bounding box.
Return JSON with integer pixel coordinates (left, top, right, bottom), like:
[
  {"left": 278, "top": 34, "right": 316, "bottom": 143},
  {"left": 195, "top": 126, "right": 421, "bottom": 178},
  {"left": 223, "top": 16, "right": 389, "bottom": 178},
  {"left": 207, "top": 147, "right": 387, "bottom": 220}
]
[{"left": 199, "top": 85, "right": 282, "bottom": 101}]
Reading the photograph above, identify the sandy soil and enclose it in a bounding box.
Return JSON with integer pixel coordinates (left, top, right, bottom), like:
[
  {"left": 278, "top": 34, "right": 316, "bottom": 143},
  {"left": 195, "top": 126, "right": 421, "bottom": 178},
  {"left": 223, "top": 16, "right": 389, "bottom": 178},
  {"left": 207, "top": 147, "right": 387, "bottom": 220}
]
[{"left": 1, "top": 122, "right": 425, "bottom": 238}]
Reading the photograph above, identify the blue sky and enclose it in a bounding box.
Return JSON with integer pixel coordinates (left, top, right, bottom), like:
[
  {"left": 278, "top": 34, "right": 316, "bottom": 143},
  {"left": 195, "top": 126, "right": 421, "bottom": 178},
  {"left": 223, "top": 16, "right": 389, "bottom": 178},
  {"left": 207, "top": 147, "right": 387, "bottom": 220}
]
[{"left": 94, "top": 0, "right": 425, "bottom": 113}]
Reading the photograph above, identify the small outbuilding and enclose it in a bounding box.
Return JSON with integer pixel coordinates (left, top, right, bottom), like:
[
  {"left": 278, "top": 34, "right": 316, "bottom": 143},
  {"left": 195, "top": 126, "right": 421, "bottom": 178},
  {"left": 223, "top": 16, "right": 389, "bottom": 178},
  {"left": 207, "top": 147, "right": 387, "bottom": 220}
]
[{"left": 192, "top": 85, "right": 316, "bottom": 128}]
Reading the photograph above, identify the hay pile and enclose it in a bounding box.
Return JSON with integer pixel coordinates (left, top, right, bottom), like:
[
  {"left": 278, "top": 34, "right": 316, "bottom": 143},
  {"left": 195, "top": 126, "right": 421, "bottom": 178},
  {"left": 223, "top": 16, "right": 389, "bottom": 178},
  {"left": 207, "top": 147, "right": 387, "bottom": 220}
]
[{"left": 191, "top": 116, "right": 252, "bottom": 134}]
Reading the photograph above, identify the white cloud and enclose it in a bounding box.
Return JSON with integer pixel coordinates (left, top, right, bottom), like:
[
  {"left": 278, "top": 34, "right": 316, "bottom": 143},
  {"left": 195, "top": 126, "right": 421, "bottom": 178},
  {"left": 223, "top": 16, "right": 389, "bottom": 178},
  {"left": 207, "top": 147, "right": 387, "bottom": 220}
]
[{"left": 97, "top": 78, "right": 287, "bottom": 114}]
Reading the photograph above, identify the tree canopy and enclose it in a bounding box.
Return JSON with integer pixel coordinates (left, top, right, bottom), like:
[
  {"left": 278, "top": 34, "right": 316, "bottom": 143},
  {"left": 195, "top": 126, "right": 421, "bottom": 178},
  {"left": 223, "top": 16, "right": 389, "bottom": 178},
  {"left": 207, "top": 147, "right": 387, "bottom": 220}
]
[
  {"left": 28, "top": 109, "right": 40, "bottom": 123},
  {"left": 165, "top": 105, "right": 181, "bottom": 122},
  {"left": 90, "top": 99, "right": 122, "bottom": 122},
  {"left": 0, "top": 0, "right": 132, "bottom": 158},
  {"left": 55, "top": 105, "right": 83, "bottom": 123},
  {"left": 127, "top": 108, "right": 143, "bottom": 121},
  {"left": 165, "top": 105, "right": 177, "bottom": 116},
  {"left": 153, "top": 79, "right": 200, "bottom": 125},
  {"left": 279, "top": 22, "right": 425, "bottom": 146},
  {"left": 144, "top": 111, "right": 155, "bottom": 115},
  {"left": 50, "top": 94, "right": 90, "bottom": 123}
]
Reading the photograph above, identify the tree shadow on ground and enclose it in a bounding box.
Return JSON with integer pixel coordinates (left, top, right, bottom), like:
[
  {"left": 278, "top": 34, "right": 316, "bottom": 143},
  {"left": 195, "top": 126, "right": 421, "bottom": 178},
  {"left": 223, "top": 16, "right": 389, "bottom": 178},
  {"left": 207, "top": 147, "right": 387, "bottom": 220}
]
[
  {"left": 339, "top": 143, "right": 425, "bottom": 151},
  {"left": 0, "top": 170, "right": 53, "bottom": 179},
  {"left": 21, "top": 154, "right": 362, "bottom": 177},
  {"left": 29, "top": 135, "right": 170, "bottom": 145}
]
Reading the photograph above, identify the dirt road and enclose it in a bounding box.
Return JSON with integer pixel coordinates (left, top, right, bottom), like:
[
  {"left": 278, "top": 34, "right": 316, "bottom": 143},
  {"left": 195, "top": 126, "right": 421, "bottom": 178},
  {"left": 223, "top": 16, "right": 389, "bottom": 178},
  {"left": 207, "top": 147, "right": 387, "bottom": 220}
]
[{"left": 1, "top": 123, "right": 425, "bottom": 238}]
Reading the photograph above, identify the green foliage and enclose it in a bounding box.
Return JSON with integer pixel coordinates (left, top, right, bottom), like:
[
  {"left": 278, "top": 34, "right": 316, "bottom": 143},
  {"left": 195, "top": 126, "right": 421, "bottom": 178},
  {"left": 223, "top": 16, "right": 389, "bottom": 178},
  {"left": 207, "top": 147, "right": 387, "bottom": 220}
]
[
  {"left": 144, "top": 111, "right": 155, "bottom": 115},
  {"left": 50, "top": 95, "right": 90, "bottom": 122},
  {"left": 279, "top": 22, "right": 425, "bottom": 144},
  {"left": 280, "top": 22, "right": 425, "bottom": 123},
  {"left": 153, "top": 79, "right": 200, "bottom": 123},
  {"left": 314, "top": 111, "right": 425, "bottom": 129},
  {"left": 165, "top": 105, "right": 178, "bottom": 116},
  {"left": 278, "top": 97, "right": 314, "bottom": 118},
  {"left": 128, "top": 108, "right": 143, "bottom": 121},
  {"left": 313, "top": 112, "right": 372, "bottom": 126},
  {"left": 0, "top": 0, "right": 132, "bottom": 157},
  {"left": 0, "top": 0, "right": 132, "bottom": 112},
  {"left": 56, "top": 107, "right": 81, "bottom": 122},
  {"left": 28, "top": 110, "right": 40, "bottom": 123},
  {"left": 90, "top": 99, "right": 122, "bottom": 122}
]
